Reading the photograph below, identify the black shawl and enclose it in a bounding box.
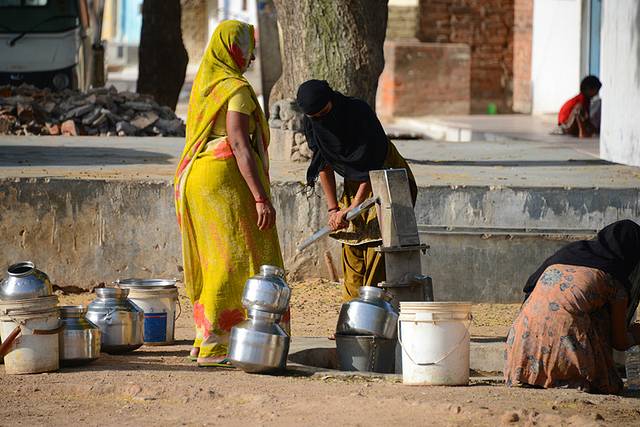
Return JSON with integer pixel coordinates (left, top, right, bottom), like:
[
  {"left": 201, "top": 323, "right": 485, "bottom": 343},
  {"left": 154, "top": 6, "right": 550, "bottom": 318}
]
[
  {"left": 302, "top": 91, "right": 389, "bottom": 185},
  {"left": 524, "top": 220, "right": 640, "bottom": 300}
]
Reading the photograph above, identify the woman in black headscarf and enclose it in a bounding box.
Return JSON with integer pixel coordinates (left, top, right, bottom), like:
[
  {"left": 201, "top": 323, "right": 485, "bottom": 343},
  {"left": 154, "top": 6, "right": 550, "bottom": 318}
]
[
  {"left": 297, "top": 80, "right": 417, "bottom": 301},
  {"left": 505, "top": 220, "right": 640, "bottom": 394}
]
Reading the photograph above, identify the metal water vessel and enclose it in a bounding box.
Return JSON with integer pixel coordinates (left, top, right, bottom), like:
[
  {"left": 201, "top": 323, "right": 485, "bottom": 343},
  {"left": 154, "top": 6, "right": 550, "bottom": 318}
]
[
  {"left": 229, "top": 265, "right": 292, "bottom": 373},
  {"left": 241, "top": 265, "right": 290, "bottom": 314},
  {"left": 0, "top": 261, "right": 53, "bottom": 300},
  {"left": 228, "top": 309, "right": 289, "bottom": 373},
  {"left": 59, "top": 305, "right": 101, "bottom": 366},
  {"left": 336, "top": 286, "right": 398, "bottom": 339},
  {"left": 86, "top": 288, "right": 144, "bottom": 354}
]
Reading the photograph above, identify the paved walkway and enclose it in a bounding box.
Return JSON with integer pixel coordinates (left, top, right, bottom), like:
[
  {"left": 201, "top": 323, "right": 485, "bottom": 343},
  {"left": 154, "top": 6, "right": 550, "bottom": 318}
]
[{"left": 388, "top": 114, "right": 599, "bottom": 150}]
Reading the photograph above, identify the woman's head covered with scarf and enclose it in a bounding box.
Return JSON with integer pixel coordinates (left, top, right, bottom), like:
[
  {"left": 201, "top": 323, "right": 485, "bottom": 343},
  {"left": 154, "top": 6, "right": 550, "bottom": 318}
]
[{"left": 296, "top": 80, "right": 389, "bottom": 186}]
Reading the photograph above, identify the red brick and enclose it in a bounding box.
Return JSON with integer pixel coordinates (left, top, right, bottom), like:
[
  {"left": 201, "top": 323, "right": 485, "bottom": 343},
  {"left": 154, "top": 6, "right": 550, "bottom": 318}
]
[{"left": 376, "top": 41, "right": 471, "bottom": 119}]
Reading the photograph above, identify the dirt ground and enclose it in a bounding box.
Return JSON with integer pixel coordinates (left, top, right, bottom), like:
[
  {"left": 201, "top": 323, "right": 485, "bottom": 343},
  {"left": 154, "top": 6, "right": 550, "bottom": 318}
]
[{"left": 1, "top": 281, "right": 639, "bottom": 426}]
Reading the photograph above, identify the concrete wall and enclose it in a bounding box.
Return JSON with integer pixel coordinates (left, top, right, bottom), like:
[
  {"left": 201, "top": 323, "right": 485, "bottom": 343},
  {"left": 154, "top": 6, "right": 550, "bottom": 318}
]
[
  {"left": 531, "top": 0, "right": 582, "bottom": 114},
  {"left": 377, "top": 41, "right": 471, "bottom": 118},
  {"left": 1, "top": 178, "right": 638, "bottom": 302},
  {"left": 600, "top": 0, "right": 640, "bottom": 167},
  {"left": 422, "top": 230, "right": 593, "bottom": 302}
]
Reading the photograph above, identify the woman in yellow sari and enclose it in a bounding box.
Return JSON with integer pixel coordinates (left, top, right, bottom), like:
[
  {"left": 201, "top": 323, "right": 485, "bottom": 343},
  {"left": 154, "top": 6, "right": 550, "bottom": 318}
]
[{"left": 174, "top": 20, "right": 283, "bottom": 366}]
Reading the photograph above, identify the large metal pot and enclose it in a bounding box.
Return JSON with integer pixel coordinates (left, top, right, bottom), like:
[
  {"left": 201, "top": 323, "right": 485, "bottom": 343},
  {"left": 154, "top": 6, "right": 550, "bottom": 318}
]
[
  {"left": 336, "top": 286, "right": 398, "bottom": 339},
  {"left": 241, "top": 265, "right": 291, "bottom": 314},
  {"left": 59, "top": 305, "right": 101, "bottom": 366},
  {"left": 228, "top": 309, "right": 290, "bottom": 373},
  {"left": 336, "top": 334, "right": 396, "bottom": 373},
  {"left": 0, "top": 261, "right": 53, "bottom": 301},
  {"left": 86, "top": 288, "right": 144, "bottom": 354}
]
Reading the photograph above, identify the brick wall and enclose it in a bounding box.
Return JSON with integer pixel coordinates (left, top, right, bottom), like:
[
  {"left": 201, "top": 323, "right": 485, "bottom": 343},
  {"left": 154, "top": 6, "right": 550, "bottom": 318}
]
[
  {"left": 417, "top": 0, "right": 516, "bottom": 113},
  {"left": 512, "top": 0, "right": 532, "bottom": 113},
  {"left": 377, "top": 41, "right": 471, "bottom": 118}
]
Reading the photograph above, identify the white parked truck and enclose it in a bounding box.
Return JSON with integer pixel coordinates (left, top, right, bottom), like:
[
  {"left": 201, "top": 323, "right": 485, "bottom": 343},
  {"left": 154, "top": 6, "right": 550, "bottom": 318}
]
[{"left": 0, "top": 0, "right": 102, "bottom": 91}]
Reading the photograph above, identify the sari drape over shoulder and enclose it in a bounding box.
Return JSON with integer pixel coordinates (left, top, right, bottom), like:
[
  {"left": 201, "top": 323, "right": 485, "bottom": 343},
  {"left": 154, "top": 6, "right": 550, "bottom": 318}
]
[{"left": 174, "top": 20, "right": 284, "bottom": 360}]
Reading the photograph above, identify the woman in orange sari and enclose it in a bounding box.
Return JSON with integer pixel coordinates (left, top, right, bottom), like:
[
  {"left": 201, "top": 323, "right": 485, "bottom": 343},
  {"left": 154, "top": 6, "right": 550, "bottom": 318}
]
[{"left": 174, "top": 20, "right": 284, "bottom": 366}]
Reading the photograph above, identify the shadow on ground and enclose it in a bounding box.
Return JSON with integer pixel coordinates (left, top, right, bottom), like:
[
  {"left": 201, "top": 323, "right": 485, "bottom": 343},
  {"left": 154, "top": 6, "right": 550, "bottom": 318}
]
[{"left": 0, "top": 145, "right": 173, "bottom": 166}]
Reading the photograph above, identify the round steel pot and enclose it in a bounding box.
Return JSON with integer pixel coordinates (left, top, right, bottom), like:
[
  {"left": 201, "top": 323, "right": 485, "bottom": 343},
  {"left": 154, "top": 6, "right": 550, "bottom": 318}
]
[
  {"left": 59, "top": 305, "right": 101, "bottom": 366},
  {"left": 0, "top": 261, "right": 53, "bottom": 301},
  {"left": 86, "top": 288, "right": 144, "bottom": 354},
  {"left": 228, "top": 309, "right": 289, "bottom": 373},
  {"left": 241, "top": 265, "right": 291, "bottom": 314},
  {"left": 336, "top": 286, "right": 398, "bottom": 339}
]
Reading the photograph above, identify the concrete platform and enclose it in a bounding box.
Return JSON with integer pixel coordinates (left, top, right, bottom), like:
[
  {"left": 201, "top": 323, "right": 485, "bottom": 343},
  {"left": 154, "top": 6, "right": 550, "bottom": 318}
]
[
  {"left": 288, "top": 336, "right": 505, "bottom": 376},
  {"left": 0, "top": 134, "right": 639, "bottom": 302}
]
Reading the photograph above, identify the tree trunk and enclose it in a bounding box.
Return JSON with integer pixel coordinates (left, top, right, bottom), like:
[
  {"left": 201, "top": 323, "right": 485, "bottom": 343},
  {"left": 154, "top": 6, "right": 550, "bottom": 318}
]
[
  {"left": 137, "top": 0, "right": 189, "bottom": 110},
  {"left": 271, "top": 0, "right": 389, "bottom": 110}
]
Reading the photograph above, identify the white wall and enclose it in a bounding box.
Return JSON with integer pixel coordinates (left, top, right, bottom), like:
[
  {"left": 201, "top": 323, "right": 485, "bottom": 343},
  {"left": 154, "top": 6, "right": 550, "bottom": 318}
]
[
  {"left": 531, "top": 0, "right": 583, "bottom": 114},
  {"left": 600, "top": 0, "right": 640, "bottom": 166}
]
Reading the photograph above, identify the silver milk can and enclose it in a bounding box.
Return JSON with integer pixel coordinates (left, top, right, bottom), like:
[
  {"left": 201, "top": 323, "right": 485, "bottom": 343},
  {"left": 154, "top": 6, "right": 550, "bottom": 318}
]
[
  {"left": 86, "top": 288, "right": 144, "bottom": 354},
  {"left": 59, "top": 305, "right": 101, "bottom": 366}
]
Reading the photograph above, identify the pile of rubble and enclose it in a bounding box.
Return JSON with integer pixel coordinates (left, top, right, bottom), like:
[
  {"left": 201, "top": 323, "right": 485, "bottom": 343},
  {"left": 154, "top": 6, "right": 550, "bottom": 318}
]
[{"left": 0, "top": 85, "right": 185, "bottom": 137}]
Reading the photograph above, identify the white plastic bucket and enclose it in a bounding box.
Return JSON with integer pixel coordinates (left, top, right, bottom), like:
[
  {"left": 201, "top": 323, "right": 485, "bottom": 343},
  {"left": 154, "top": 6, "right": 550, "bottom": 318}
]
[
  {"left": 126, "top": 288, "right": 180, "bottom": 345},
  {"left": 0, "top": 296, "right": 61, "bottom": 374},
  {"left": 398, "top": 301, "right": 472, "bottom": 385}
]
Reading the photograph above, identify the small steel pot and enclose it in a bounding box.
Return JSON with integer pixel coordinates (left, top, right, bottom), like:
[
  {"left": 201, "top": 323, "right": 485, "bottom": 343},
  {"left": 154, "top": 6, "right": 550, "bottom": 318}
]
[
  {"left": 336, "top": 286, "right": 399, "bottom": 339},
  {"left": 241, "top": 265, "right": 291, "bottom": 314},
  {"left": 59, "top": 305, "right": 101, "bottom": 366},
  {"left": 86, "top": 288, "right": 144, "bottom": 354},
  {"left": 228, "top": 309, "right": 289, "bottom": 373},
  {"left": 0, "top": 261, "right": 53, "bottom": 301}
]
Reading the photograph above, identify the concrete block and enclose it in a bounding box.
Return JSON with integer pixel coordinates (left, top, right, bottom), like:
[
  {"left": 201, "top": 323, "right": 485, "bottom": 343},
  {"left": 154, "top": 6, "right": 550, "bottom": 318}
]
[{"left": 377, "top": 41, "right": 471, "bottom": 119}]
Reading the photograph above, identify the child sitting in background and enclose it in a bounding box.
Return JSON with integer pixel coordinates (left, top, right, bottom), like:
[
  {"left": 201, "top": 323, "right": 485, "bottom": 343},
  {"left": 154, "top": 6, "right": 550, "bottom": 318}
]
[{"left": 555, "top": 75, "right": 602, "bottom": 138}]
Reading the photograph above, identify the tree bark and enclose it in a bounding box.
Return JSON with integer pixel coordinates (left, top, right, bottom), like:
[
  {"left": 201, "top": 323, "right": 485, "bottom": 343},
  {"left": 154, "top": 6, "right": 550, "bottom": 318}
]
[
  {"left": 272, "top": 0, "right": 389, "bottom": 110},
  {"left": 137, "top": 0, "right": 189, "bottom": 110}
]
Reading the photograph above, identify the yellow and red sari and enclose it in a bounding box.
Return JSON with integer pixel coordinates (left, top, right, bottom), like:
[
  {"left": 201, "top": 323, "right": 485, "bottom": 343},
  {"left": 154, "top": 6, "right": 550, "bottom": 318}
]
[{"left": 174, "top": 20, "right": 284, "bottom": 362}]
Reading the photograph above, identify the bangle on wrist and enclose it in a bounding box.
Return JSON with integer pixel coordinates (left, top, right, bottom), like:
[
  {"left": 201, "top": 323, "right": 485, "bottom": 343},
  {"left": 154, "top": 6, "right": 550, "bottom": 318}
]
[
  {"left": 255, "top": 197, "right": 269, "bottom": 204},
  {"left": 328, "top": 207, "right": 339, "bottom": 213}
]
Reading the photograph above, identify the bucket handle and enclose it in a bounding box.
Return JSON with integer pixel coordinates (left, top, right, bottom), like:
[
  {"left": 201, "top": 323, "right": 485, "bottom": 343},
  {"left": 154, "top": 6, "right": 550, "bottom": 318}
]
[
  {"left": 0, "top": 325, "right": 21, "bottom": 358},
  {"left": 175, "top": 297, "right": 182, "bottom": 321},
  {"left": 31, "top": 325, "right": 65, "bottom": 335},
  {"left": 397, "top": 314, "right": 472, "bottom": 366}
]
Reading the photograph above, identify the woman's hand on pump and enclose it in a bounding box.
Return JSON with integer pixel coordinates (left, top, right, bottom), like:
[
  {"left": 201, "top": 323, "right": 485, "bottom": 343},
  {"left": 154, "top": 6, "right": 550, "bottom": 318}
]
[{"left": 328, "top": 208, "right": 349, "bottom": 231}]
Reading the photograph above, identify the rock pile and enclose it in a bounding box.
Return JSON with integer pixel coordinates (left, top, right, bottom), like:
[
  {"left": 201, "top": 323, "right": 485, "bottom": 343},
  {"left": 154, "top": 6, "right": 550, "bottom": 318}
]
[
  {"left": 0, "top": 84, "right": 185, "bottom": 137},
  {"left": 268, "top": 99, "right": 313, "bottom": 162}
]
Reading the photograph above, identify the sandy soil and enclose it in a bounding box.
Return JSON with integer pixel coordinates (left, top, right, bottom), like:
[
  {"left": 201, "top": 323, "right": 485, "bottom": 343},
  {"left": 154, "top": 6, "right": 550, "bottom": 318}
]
[{"left": 1, "top": 282, "right": 639, "bottom": 426}]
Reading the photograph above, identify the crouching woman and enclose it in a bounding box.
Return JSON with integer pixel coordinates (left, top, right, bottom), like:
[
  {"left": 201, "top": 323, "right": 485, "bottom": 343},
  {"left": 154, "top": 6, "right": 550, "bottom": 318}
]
[{"left": 505, "top": 220, "right": 640, "bottom": 394}]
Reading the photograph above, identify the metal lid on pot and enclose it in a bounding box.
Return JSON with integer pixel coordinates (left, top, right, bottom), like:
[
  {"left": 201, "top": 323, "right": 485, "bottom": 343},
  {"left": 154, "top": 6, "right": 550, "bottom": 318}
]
[
  {"left": 115, "top": 278, "right": 177, "bottom": 289},
  {"left": 60, "top": 305, "right": 87, "bottom": 317},
  {"left": 359, "top": 286, "right": 386, "bottom": 301},
  {"left": 259, "top": 265, "right": 285, "bottom": 279},
  {"left": 95, "top": 287, "right": 129, "bottom": 299}
]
